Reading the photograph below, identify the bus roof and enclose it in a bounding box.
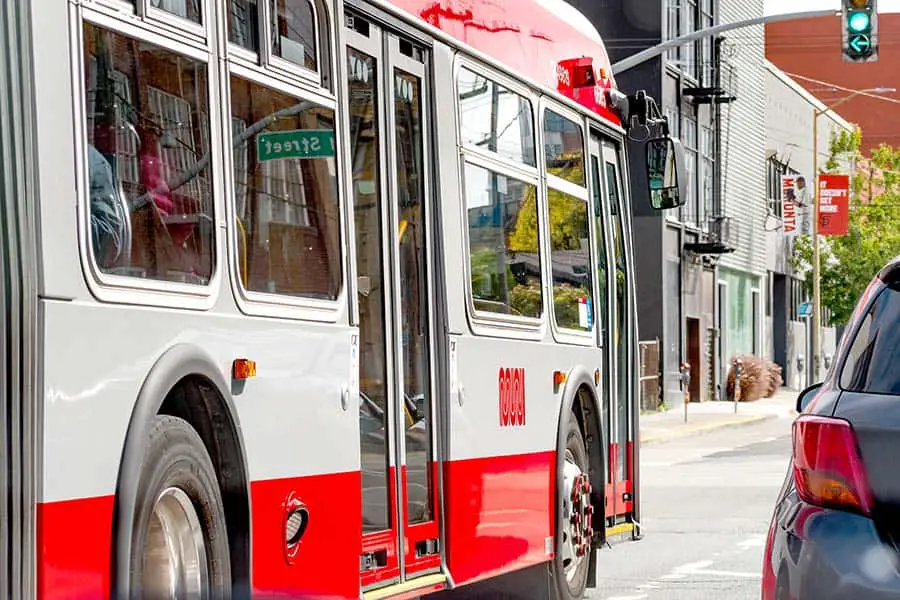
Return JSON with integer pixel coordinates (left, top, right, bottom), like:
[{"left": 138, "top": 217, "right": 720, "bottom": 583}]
[{"left": 386, "top": 0, "right": 623, "bottom": 126}]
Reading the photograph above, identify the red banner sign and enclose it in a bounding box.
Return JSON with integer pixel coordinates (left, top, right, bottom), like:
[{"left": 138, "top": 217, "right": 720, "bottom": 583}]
[
  {"left": 781, "top": 175, "right": 798, "bottom": 237},
  {"left": 818, "top": 174, "right": 850, "bottom": 236}
]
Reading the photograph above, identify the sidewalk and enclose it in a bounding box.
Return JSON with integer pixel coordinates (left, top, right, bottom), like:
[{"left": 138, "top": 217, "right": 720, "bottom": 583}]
[{"left": 639, "top": 388, "right": 798, "bottom": 445}]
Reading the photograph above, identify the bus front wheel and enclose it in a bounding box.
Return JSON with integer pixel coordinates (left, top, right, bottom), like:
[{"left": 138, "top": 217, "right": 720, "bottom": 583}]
[
  {"left": 554, "top": 417, "right": 593, "bottom": 599},
  {"left": 129, "top": 414, "right": 231, "bottom": 599}
]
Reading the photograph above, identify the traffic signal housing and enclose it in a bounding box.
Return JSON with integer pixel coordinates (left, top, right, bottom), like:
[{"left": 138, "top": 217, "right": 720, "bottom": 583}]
[{"left": 842, "top": 0, "right": 878, "bottom": 62}]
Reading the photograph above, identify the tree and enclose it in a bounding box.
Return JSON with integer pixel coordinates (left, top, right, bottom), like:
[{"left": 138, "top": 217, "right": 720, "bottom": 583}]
[{"left": 791, "top": 130, "right": 900, "bottom": 325}]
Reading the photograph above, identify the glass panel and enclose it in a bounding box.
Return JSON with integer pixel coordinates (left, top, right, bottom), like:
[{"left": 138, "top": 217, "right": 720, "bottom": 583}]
[
  {"left": 841, "top": 285, "right": 900, "bottom": 394},
  {"left": 228, "top": 0, "right": 260, "bottom": 51},
  {"left": 457, "top": 67, "right": 536, "bottom": 167},
  {"left": 150, "top": 0, "right": 201, "bottom": 23},
  {"left": 394, "top": 69, "right": 432, "bottom": 525},
  {"left": 606, "top": 158, "right": 628, "bottom": 480},
  {"left": 543, "top": 110, "right": 585, "bottom": 186},
  {"left": 348, "top": 49, "right": 391, "bottom": 533},
  {"left": 591, "top": 154, "right": 609, "bottom": 337},
  {"left": 83, "top": 23, "right": 214, "bottom": 285},
  {"left": 272, "top": 0, "right": 318, "bottom": 71},
  {"left": 230, "top": 75, "right": 341, "bottom": 299},
  {"left": 548, "top": 188, "right": 592, "bottom": 331},
  {"left": 465, "top": 163, "right": 541, "bottom": 318}
]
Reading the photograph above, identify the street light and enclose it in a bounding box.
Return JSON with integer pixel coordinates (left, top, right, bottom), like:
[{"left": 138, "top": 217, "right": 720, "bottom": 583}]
[{"left": 810, "top": 86, "right": 895, "bottom": 383}]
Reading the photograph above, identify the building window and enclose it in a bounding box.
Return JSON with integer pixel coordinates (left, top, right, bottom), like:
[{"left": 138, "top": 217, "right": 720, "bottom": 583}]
[
  {"left": 701, "top": 125, "right": 714, "bottom": 226},
  {"left": 666, "top": 0, "right": 680, "bottom": 63},
  {"left": 682, "top": 110, "right": 698, "bottom": 226}
]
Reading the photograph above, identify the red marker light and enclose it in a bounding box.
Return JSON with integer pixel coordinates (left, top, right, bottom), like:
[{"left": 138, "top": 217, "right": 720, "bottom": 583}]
[{"left": 553, "top": 371, "right": 567, "bottom": 387}]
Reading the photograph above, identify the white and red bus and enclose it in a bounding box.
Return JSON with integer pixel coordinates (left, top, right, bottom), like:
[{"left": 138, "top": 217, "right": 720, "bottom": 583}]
[{"left": 0, "top": 0, "right": 683, "bottom": 598}]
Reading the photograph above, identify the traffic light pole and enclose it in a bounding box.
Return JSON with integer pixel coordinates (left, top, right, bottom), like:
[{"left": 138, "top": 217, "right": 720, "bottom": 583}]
[{"left": 612, "top": 10, "right": 837, "bottom": 75}]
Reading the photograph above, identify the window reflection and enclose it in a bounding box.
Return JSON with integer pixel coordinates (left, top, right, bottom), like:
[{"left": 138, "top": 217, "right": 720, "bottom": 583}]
[
  {"left": 272, "top": 0, "right": 318, "bottom": 71},
  {"left": 465, "top": 163, "right": 542, "bottom": 319},
  {"left": 83, "top": 22, "right": 214, "bottom": 285},
  {"left": 547, "top": 189, "right": 592, "bottom": 331},
  {"left": 457, "top": 67, "right": 535, "bottom": 167},
  {"left": 544, "top": 110, "right": 585, "bottom": 186},
  {"left": 228, "top": 0, "right": 259, "bottom": 51},
  {"left": 230, "top": 76, "right": 341, "bottom": 299},
  {"left": 150, "top": 0, "right": 201, "bottom": 24}
]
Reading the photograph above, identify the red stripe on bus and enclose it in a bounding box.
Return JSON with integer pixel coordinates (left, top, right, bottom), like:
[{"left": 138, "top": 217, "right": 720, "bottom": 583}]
[
  {"left": 442, "top": 451, "right": 555, "bottom": 586},
  {"left": 37, "top": 495, "right": 114, "bottom": 600},
  {"left": 251, "top": 471, "right": 361, "bottom": 599}
]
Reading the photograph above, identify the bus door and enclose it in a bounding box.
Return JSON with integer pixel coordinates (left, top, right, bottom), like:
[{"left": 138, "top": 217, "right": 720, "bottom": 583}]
[
  {"left": 588, "top": 134, "right": 634, "bottom": 523},
  {"left": 345, "top": 10, "right": 442, "bottom": 590}
]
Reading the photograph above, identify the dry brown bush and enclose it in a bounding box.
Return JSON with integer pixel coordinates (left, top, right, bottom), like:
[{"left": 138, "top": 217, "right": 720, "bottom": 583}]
[{"left": 726, "top": 355, "right": 783, "bottom": 402}]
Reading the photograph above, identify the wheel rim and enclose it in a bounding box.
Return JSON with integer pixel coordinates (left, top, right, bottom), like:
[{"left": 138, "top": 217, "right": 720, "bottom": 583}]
[
  {"left": 142, "top": 487, "right": 209, "bottom": 599},
  {"left": 561, "top": 448, "right": 593, "bottom": 585}
]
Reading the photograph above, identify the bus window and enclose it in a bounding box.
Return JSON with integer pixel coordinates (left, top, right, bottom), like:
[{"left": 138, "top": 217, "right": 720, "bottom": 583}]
[
  {"left": 271, "top": 0, "right": 319, "bottom": 72},
  {"left": 228, "top": 0, "right": 260, "bottom": 51},
  {"left": 547, "top": 188, "right": 593, "bottom": 331},
  {"left": 83, "top": 22, "right": 214, "bottom": 285},
  {"left": 457, "top": 67, "right": 535, "bottom": 167},
  {"left": 151, "top": 0, "right": 202, "bottom": 24},
  {"left": 229, "top": 76, "right": 341, "bottom": 300},
  {"left": 463, "top": 163, "right": 542, "bottom": 319},
  {"left": 543, "top": 108, "right": 591, "bottom": 333},
  {"left": 543, "top": 109, "right": 586, "bottom": 187}
]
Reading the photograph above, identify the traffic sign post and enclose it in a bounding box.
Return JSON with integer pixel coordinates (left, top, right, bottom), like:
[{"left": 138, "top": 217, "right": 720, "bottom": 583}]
[{"left": 842, "top": 0, "right": 878, "bottom": 62}]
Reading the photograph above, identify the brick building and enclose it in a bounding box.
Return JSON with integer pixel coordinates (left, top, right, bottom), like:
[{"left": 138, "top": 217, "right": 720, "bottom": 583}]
[{"left": 766, "top": 14, "right": 900, "bottom": 153}]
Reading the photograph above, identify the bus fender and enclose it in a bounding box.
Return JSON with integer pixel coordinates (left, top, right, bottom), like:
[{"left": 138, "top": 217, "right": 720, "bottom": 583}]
[{"left": 111, "top": 342, "right": 251, "bottom": 599}]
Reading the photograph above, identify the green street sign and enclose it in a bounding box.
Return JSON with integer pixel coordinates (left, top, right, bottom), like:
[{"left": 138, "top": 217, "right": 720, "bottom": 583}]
[{"left": 257, "top": 129, "right": 336, "bottom": 162}]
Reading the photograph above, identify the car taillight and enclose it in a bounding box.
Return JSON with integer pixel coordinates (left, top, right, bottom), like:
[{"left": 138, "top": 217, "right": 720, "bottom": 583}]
[{"left": 792, "top": 415, "right": 874, "bottom": 515}]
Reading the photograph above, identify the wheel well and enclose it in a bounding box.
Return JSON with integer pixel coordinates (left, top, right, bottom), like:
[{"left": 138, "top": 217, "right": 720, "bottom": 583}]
[
  {"left": 572, "top": 384, "right": 605, "bottom": 541},
  {"left": 159, "top": 375, "right": 251, "bottom": 597}
]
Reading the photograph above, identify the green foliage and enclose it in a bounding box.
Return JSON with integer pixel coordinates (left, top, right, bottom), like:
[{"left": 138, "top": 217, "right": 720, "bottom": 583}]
[
  {"left": 791, "top": 132, "right": 900, "bottom": 325},
  {"left": 509, "top": 159, "right": 587, "bottom": 252}
]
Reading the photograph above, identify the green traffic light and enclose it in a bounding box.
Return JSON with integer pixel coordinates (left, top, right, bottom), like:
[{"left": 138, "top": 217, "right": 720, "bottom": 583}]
[{"left": 848, "top": 10, "right": 871, "bottom": 32}]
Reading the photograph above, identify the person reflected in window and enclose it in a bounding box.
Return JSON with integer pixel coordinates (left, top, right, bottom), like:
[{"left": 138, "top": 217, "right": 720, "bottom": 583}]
[{"left": 88, "top": 144, "right": 127, "bottom": 269}]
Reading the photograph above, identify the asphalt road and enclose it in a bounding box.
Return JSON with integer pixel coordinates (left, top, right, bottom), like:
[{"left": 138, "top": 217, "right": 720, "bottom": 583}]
[{"left": 589, "top": 411, "right": 794, "bottom": 600}]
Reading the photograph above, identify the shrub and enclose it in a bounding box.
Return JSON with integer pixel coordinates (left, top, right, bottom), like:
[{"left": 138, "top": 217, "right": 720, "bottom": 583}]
[{"left": 726, "top": 355, "right": 783, "bottom": 402}]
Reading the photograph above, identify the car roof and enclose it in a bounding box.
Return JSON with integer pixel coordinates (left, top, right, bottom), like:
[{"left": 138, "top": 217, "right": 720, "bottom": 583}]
[{"left": 878, "top": 255, "right": 900, "bottom": 285}]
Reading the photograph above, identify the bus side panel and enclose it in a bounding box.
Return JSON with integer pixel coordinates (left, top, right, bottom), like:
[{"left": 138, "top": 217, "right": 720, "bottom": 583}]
[
  {"left": 38, "top": 300, "right": 360, "bottom": 599},
  {"left": 443, "top": 333, "right": 598, "bottom": 586}
]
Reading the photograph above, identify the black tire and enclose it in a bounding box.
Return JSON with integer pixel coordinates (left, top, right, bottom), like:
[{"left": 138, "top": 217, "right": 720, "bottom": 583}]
[
  {"left": 128, "top": 415, "right": 231, "bottom": 600},
  {"left": 553, "top": 417, "right": 592, "bottom": 600}
]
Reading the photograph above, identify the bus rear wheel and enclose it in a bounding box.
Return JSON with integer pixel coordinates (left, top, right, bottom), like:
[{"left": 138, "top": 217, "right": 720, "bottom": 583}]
[
  {"left": 129, "top": 415, "right": 231, "bottom": 600},
  {"left": 554, "top": 417, "right": 593, "bottom": 599}
]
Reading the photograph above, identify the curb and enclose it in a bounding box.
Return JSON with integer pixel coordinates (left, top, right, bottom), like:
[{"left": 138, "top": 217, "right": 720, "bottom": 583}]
[{"left": 639, "top": 412, "right": 777, "bottom": 446}]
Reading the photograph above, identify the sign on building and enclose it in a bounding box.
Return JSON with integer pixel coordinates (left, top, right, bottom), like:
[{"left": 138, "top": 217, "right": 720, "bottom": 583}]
[{"left": 818, "top": 174, "right": 851, "bottom": 236}]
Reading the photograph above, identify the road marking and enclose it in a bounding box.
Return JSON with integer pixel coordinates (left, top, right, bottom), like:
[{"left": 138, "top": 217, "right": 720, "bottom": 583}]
[
  {"left": 606, "top": 595, "right": 648, "bottom": 600},
  {"left": 660, "top": 559, "right": 762, "bottom": 581},
  {"left": 738, "top": 534, "right": 767, "bottom": 549}
]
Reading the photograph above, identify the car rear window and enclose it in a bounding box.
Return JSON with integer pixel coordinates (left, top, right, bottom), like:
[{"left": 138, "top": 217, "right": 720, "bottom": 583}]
[{"left": 841, "top": 283, "right": 900, "bottom": 394}]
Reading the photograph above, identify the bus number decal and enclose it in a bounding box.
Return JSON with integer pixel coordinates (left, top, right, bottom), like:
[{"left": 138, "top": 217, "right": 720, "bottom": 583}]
[{"left": 499, "top": 367, "right": 525, "bottom": 428}]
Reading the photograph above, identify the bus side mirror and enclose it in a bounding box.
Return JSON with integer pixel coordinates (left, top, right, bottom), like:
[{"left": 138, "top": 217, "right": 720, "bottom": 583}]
[{"left": 645, "top": 136, "right": 687, "bottom": 210}]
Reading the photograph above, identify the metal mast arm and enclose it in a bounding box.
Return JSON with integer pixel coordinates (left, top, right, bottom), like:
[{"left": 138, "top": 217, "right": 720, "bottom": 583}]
[{"left": 612, "top": 10, "right": 838, "bottom": 75}]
